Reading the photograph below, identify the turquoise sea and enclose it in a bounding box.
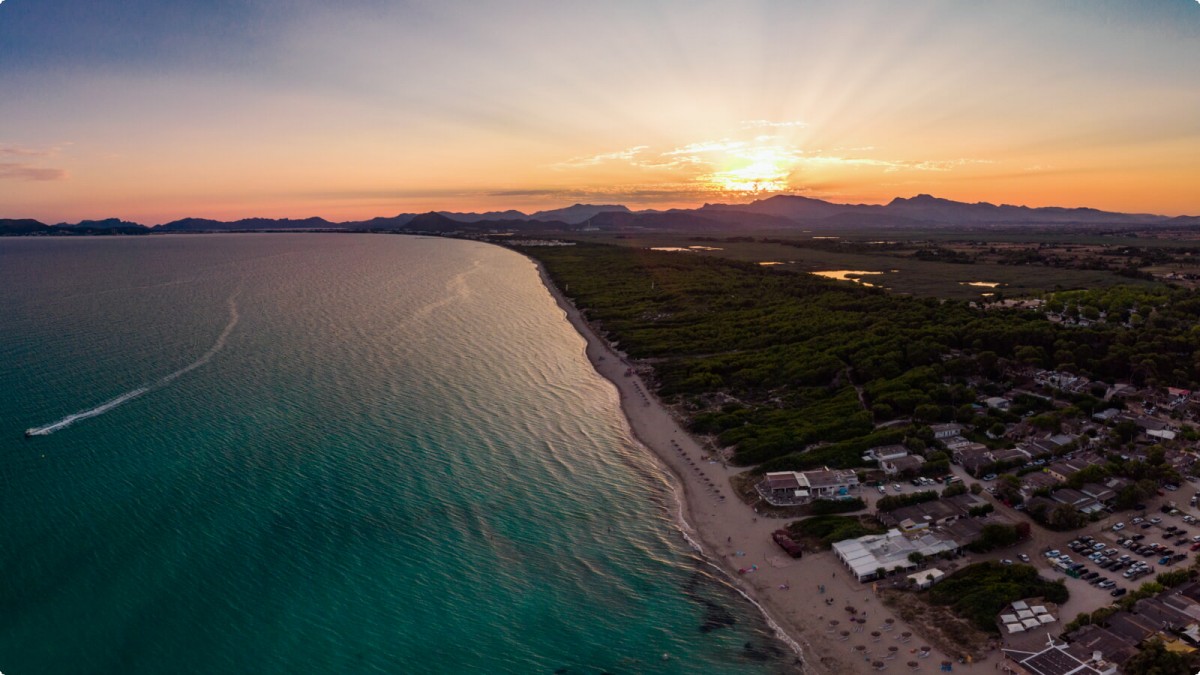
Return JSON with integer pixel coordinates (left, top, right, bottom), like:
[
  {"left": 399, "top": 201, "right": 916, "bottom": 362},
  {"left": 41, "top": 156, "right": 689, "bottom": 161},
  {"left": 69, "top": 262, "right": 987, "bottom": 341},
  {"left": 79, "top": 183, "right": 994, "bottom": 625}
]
[{"left": 0, "top": 234, "right": 796, "bottom": 674}]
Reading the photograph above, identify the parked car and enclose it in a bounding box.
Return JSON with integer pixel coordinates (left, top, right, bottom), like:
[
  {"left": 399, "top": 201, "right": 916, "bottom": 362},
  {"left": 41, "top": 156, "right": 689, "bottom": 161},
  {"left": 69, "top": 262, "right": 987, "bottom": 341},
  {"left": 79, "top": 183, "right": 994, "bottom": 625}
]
[
  {"left": 1045, "top": 549, "right": 1061, "bottom": 558},
  {"left": 878, "top": 486, "right": 887, "bottom": 494},
  {"left": 1000, "top": 559, "right": 1013, "bottom": 565},
  {"left": 1112, "top": 522, "right": 1125, "bottom": 531},
  {"left": 1111, "top": 588, "right": 1128, "bottom": 597},
  {"left": 893, "top": 484, "right": 903, "bottom": 492},
  {"left": 1018, "top": 554, "right": 1030, "bottom": 562}
]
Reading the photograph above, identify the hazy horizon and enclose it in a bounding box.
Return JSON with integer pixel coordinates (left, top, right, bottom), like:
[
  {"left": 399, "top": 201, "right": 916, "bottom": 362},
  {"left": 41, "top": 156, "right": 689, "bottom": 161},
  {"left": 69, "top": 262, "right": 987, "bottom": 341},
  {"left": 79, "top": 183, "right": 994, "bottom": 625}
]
[{"left": 3, "top": 0, "right": 1199, "bottom": 223}]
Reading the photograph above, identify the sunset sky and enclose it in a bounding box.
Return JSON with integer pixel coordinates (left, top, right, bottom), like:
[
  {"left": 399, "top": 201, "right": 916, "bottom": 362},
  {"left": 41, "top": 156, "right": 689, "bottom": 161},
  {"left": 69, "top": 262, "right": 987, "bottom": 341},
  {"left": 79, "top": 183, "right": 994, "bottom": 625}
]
[{"left": 2, "top": 0, "right": 1198, "bottom": 224}]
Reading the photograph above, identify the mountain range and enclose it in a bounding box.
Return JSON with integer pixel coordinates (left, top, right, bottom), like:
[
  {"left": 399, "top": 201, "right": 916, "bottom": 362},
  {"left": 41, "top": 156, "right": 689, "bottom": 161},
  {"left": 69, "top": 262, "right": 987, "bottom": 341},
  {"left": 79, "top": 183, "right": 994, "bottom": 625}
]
[{"left": 3, "top": 195, "right": 1199, "bottom": 236}]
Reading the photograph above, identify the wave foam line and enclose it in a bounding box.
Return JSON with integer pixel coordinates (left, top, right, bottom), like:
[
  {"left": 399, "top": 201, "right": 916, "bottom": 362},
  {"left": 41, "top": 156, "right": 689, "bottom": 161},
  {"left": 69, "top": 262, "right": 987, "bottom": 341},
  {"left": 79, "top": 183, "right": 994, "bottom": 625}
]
[{"left": 25, "top": 293, "right": 240, "bottom": 437}]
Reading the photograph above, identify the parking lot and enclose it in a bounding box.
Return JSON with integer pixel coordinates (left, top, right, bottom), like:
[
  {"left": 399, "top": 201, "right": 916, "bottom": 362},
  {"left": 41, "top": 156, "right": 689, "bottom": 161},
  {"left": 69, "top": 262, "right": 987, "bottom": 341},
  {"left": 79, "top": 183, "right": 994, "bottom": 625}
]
[{"left": 959, "top": 474, "right": 1200, "bottom": 618}]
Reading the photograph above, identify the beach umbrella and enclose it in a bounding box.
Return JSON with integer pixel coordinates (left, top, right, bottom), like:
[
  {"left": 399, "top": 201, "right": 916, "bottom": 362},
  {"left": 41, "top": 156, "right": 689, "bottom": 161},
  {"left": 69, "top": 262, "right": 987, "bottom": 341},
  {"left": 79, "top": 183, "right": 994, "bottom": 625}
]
[
  {"left": 839, "top": 630, "right": 850, "bottom": 641},
  {"left": 871, "top": 631, "right": 882, "bottom": 642},
  {"left": 854, "top": 645, "right": 867, "bottom": 654},
  {"left": 884, "top": 618, "right": 896, "bottom": 630},
  {"left": 900, "top": 631, "right": 912, "bottom": 642},
  {"left": 919, "top": 647, "right": 931, "bottom": 658},
  {"left": 872, "top": 660, "right": 886, "bottom": 670},
  {"left": 907, "top": 661, "right": 919, "bottom": 672},
  {"left": 846, "top": 606, "right": 856, "bottom": 613},
  {"left": 888, "top": 646, "right": 899, "bottom": 659}
]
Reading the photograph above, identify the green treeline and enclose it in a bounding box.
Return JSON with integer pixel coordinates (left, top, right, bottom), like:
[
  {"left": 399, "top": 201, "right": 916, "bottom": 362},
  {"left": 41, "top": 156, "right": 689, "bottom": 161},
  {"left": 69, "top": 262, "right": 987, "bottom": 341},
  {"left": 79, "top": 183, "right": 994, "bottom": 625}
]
[{"left": 522, "top": 242, "right": 1200, "bottom": 468}]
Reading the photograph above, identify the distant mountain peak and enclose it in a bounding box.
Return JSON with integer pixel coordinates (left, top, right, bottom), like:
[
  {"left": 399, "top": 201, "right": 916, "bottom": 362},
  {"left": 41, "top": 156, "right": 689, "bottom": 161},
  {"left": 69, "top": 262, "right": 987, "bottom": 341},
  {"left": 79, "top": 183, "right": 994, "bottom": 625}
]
[{"left": 529, "top": 203, "right": 631, "bottom": 224}]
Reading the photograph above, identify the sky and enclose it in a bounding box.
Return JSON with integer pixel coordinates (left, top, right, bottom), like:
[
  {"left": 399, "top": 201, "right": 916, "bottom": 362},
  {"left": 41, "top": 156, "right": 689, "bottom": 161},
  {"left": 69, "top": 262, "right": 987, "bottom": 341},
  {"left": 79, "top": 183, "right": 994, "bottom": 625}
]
[{"left": 1, "top": 0, "right": 1199, "bottom": 224}]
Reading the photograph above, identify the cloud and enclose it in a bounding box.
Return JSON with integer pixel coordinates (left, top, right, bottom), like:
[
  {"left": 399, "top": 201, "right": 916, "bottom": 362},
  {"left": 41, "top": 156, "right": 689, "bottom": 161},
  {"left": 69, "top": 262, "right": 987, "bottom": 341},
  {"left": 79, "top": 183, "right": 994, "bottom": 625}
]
[
  {"left": 0, "top": 145, "right": 49, "bottom": 157},
  {"left": 793, "top": 155, "right": 991, "bottom": 173},
  {"left": 0, "top": 142, "right": 69, "bottom": 157},
  {"left": 553, "top": 145, "right": 648, "bottom": 168},
  {"left": 662, "top": 140, "right": 746, "bottom": 156},
  {"left": 486, "top": 184, "right": 727, "bottom": 203},
  {"left": 0, "top": 162, "right": 67, "bottom": 181},
  {"left": 740, "top": 119, "right": 809, "bottom": 129}
]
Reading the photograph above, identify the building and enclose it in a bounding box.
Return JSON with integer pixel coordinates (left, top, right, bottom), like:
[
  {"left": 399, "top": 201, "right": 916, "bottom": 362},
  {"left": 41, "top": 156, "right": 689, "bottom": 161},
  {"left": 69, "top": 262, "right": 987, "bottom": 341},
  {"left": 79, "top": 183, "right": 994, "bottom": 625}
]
[
  {"left": 831, "top": 529, "right": 959, "bottom": 581},
  {"left": 1020, "top": 471, "right": 1062, "bottom": 497},
  {"left": 758, "top": 467, "right": 860, "bottom": 505},
  {"left": 931, "top": 423, "right": 965, "bottom": 440},
  {"left": 1050, "top": 488, "right": 1103, "bottom": 514},
  {"left": 985, "top": 396, "right": 1011, "bottom": 410},
  {"left": 906, "top": 568, "right": 945, "bottom": 589},
  {"left": 877, "top": 493, "right": 989, "bottom": 532},
  {"left": 864, "top": 444, "right": 909, "bottom": 463},
  {"left": 881, "top": 454, "right": 925, "bottom": 476},
  {"left": 761, "top": 471, "right": 802, "bottom": 500},
  {"left": 798, "top": 467, "right": 860, "bottom": 499},
  {"left": 990, "top": 447, "right": 1033, "bottom": 465},
  {"left": 1002, "top": 639, "right": 1117, "bottom": 675}
]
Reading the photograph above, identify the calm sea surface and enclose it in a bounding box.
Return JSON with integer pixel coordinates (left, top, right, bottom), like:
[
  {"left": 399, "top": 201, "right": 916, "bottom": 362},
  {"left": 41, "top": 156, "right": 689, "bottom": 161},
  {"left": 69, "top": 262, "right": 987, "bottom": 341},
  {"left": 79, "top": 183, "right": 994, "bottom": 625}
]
[{"left": 0, "top": 234, "right": 793, "bottom": 674}]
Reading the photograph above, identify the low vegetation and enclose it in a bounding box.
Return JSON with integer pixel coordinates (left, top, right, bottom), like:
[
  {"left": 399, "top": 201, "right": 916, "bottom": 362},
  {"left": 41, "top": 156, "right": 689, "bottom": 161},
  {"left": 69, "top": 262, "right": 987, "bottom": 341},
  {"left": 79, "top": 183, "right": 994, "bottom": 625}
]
[
  {"left": 927, "top": 562, "right": 1068, "bottom": 632},
  {"left": 787, "top": 515, "right": 884, "bottom": 549}
]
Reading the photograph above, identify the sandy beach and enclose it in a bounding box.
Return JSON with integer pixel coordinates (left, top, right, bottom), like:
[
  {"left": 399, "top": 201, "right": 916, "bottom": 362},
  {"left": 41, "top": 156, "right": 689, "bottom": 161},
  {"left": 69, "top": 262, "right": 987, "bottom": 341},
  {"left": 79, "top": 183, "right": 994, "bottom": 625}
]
[{"left": 534, "top": 259, "right": 974, "bottom": 674}]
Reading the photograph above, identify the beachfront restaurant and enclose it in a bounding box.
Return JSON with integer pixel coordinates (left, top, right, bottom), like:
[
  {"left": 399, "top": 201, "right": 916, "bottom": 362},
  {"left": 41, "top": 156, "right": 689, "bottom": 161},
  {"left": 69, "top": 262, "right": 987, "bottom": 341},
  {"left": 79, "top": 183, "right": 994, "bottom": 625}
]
[
  {"left": 759, "top": 468, "right": 859, "bottom": 506},
  {"left": 832, "top": 529, "right": 959, "bottom": 582}
]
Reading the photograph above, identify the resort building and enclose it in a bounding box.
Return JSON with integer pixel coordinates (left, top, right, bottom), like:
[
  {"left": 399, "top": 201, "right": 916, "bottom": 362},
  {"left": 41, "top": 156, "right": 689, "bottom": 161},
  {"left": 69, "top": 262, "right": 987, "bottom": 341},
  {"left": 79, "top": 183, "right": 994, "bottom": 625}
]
[
  {"left": 831, "top": 529, "right": 959, "bottom": 581},
  {"left": 759, "top": 467, "right": 860, "bottom": 505}
]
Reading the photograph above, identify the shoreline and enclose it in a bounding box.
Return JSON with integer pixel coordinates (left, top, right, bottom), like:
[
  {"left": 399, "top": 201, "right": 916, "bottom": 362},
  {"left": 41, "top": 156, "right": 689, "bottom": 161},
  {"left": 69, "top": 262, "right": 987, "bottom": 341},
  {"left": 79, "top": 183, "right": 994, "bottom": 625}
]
[{"left": 530, "top": 255, "right": 965, "bottom": 674}]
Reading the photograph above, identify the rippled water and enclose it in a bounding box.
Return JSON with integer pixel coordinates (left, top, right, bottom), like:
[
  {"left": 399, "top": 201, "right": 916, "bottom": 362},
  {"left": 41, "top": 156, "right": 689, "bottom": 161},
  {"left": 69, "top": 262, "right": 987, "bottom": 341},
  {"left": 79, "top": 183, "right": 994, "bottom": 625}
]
[{"left": 0, "top": 234, "right": 793, "bottom": 674}]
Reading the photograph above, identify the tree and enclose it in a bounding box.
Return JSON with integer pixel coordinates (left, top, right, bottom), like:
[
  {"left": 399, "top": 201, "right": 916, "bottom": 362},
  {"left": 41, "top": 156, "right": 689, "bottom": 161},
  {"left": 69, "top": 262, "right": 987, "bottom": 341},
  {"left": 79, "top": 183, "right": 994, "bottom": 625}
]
[
  {"left": 1122, "top": 639, "right": 1194, "bottom": 675},
  {"left": 995, "top": 474, "right": 1023, "bottom": 504},
  {"left": 908, "top": 552, "right": 926, "bottom": 565},
  {"left": 969, "top": 482, "right": 983, "bottom": 495},
  {"left": 943, "top": 483, "right": 968, "bottom": 497},
  {"left": 1046, "top": 503, "right": 1088, "bottom": 530}
]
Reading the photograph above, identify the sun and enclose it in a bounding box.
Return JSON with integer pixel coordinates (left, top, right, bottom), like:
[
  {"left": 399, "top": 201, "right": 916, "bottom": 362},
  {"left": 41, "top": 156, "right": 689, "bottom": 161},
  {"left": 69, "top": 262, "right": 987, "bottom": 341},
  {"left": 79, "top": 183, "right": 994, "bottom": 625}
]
[{"left": 706, "top": 146, "right": 797, "bottom": 194}]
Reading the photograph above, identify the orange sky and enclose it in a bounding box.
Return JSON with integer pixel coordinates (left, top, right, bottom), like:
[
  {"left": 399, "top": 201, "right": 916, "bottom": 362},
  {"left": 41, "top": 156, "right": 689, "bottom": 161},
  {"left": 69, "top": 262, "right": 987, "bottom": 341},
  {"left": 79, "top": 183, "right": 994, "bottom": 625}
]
[{"left": 2, "top": 1, "right": 1199, "bottom": 223}]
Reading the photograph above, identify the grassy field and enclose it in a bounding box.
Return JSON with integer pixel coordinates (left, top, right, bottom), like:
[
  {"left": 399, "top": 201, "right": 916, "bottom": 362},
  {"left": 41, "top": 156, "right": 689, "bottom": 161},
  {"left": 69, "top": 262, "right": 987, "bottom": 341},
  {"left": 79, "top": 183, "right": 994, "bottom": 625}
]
[{"left": 571, "top": 232, "right": 1153, "bottom": 299}]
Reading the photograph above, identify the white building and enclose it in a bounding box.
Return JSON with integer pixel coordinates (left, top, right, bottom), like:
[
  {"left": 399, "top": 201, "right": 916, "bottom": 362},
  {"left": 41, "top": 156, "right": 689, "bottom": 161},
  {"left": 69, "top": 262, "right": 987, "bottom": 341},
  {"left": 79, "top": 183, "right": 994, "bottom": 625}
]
[{"left": 832, "top": 529, "right": 959, "bottom": 581}]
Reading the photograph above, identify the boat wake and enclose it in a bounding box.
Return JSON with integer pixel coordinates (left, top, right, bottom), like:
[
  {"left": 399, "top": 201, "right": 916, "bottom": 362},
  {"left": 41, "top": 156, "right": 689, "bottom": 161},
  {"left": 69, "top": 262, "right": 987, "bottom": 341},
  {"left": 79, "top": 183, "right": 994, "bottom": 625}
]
[{"left": 25, "top": 292, "right": 240, "bottom": 437}]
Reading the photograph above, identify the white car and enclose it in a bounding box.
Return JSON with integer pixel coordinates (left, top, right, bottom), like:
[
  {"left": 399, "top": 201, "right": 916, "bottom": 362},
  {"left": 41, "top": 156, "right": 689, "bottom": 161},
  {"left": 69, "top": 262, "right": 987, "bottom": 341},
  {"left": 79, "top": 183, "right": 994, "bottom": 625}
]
[
  {"left": 1113, "top": 522, "right": 1125, "bottom": 531},
  {"left": 1018, "top": 554, "right": 1030, "bottom": 562}
]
